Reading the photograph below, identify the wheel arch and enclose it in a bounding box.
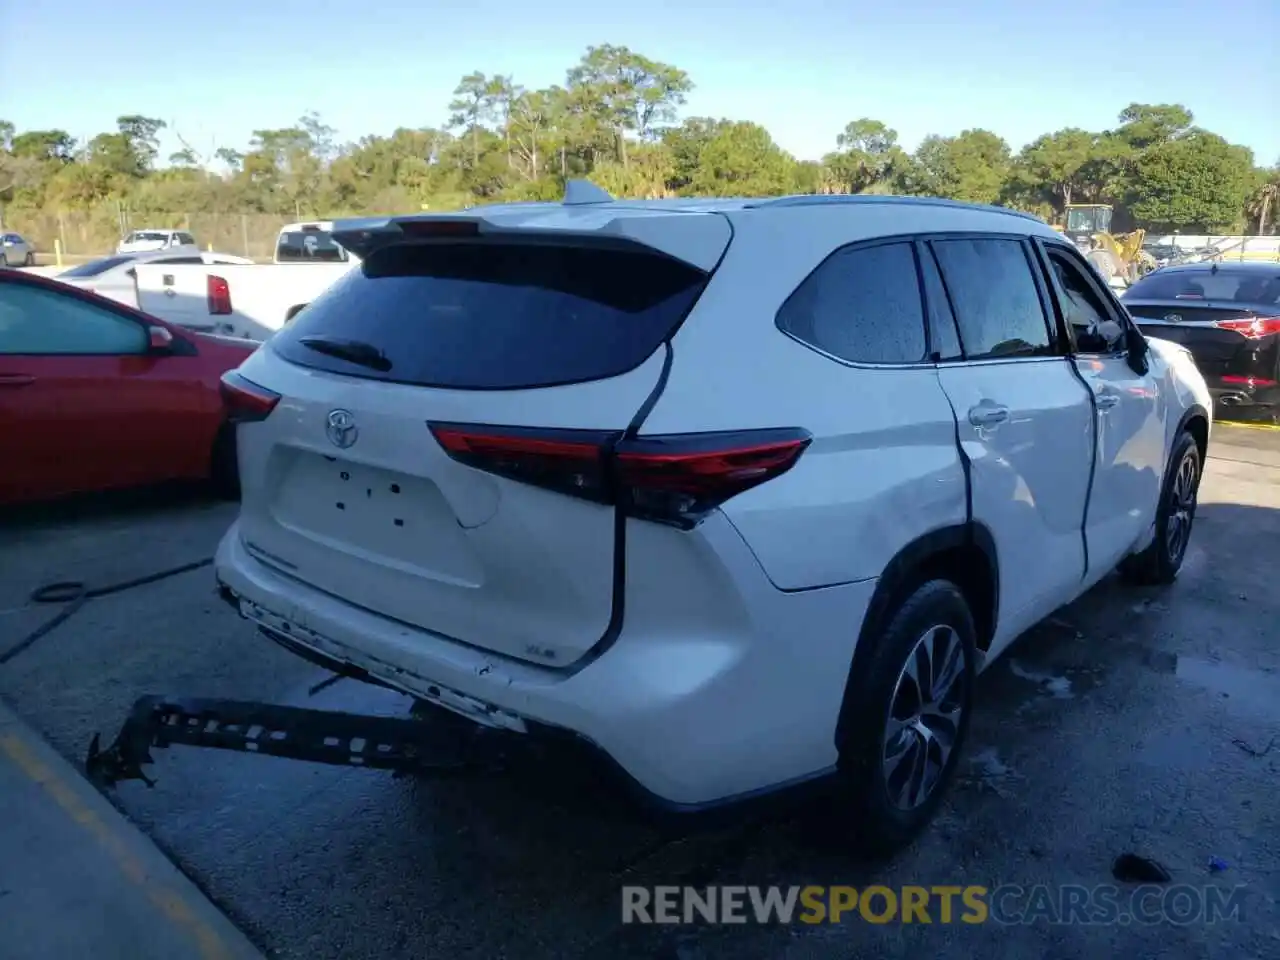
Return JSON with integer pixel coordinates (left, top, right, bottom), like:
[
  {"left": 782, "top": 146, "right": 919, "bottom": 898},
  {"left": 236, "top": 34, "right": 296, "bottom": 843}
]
[
  {"left": 1176, "top": 404, "right": 1209, "bottom": 464},
  {"left": 833, "top": 521, "right": 998, "bottom": 749}
]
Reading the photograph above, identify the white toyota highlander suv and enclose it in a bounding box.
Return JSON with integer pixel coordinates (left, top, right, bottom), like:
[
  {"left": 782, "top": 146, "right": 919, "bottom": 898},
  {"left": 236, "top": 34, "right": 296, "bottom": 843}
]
[{"left": 214, "top": 187, "right": 1212, "bottom": 855}]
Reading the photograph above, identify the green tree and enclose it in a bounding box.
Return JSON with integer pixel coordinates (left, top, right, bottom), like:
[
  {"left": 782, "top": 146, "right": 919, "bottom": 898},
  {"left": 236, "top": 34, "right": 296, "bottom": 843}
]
[
  {"left": 1006, "top": 128, "right": 1097, "bottom": 214},
  {"left": 1115, "top": 103, "right": 1194, "bottom": 150},
  {"left": 566, "top": 44, "right": 692, "bottom": 168},
  {"left": 1129, "top": 131, "right": 1255, "bottom": 232},
  {"left": 908, "top": 129, "right": 1011, "bottom": 204},
  {"left": 687, "top": 122, "right": 794, "bottom": 197},
  {"left": 823, "top": 119, "right": 904, "bottom": 194}
]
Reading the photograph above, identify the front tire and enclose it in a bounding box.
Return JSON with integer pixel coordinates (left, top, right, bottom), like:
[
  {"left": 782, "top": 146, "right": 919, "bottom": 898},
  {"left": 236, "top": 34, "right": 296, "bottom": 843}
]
[
  {"left": 23, "top": 252, "right": 34, "bottom": 266},
  {"left": 1119, "top": 430, "right": 1201, "bottom": 585},
  {"left": 832, "top": 579, "right": 977, "bottom": 858}
]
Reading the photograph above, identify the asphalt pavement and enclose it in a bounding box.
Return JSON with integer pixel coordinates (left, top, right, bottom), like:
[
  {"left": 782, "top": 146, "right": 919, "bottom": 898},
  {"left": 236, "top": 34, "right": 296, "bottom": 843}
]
[{"left": 1, "top": 425, "right": 1277, "bottom": 959}]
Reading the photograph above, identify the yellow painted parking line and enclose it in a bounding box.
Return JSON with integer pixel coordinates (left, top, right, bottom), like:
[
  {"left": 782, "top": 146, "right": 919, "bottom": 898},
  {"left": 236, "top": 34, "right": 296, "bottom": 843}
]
[
  {"left": 1217, "top": 420, "right": 1280, "bottom": 431},
  {"left": 0, "top": 733, "right": 237, "bottom": 960}
]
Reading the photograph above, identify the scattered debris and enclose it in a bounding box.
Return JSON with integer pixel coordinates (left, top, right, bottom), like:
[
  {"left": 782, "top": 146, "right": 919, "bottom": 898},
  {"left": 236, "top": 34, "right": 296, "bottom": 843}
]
[
  {"left": 1208, "top": 857, "right": 1230, "bottom": 873},
  {"left": 1112, "top": 853, "right": 1171, "bottom": 884},
  {"left": 1009, "top": 660, "right": 1074, "bottom": 698},
  {"left": 958, "top": 747, "right": 1024, "bottom": 798},
  {"left": 1233, "top": 736, "right": 1275, "bottom": 758}
]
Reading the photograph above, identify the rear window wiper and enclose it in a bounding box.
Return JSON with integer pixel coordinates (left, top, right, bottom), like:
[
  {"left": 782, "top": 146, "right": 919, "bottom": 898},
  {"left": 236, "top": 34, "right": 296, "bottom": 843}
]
[{"left": 297, "top": 335, "right": 392, "bottom": 372}]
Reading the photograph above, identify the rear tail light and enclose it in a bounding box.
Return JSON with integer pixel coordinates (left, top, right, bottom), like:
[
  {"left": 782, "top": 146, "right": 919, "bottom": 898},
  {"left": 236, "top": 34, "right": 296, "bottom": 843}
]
[
  {"left": 1221, "top": 375, "right": 1278, "bottom": 387},
  {"left": 207, "top": 275, "right": 232, "bottom": 315},
  {"left": 220, "top": 371, "right": 280, "bottom": 423},
  {"left": 1214, "top": 316, "right": 1280, "bottom": 339},
  {"left": 429, "top": 423, "right": 812, "bottom": 529}
]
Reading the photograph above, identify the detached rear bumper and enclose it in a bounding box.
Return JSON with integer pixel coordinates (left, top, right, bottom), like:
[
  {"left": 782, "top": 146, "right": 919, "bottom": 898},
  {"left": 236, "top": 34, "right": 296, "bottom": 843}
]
[{"left": 214, "top": 518, "right": 876, "bottom": 808}]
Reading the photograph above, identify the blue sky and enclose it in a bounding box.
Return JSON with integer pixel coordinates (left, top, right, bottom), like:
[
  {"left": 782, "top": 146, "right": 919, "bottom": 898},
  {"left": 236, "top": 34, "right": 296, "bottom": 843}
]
[{"left": 5, "top": 0, "right": 1278, "bottom": 166}]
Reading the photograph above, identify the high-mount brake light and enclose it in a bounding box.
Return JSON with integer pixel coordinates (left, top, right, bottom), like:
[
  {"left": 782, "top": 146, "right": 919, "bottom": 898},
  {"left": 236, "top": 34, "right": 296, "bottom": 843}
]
[
  {"left": 428, "top": 423, "right": 812, "bottom": 528},
  {"left": 207, "top": 274, "right": 233, "bottom": 315},
  {"left": 1214, "top": 316, "right": 1280, "bottom": 339},
  {"left": 220, "top": 371, "right": 280, "bottom": 423},
  {"left": 398, "top": 220, "right": 480, "bottom": 239}
]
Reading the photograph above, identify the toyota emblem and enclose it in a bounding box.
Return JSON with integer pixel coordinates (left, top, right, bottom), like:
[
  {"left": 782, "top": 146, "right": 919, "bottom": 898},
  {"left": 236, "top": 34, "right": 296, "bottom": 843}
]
[{"left": 326, "top": 409, "right": 358, "bottom": 448}]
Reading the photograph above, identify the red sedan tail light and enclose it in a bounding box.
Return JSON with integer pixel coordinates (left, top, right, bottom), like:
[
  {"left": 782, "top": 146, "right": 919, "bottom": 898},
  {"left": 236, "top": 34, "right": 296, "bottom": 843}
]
[{"left": 1214, "top": 316, "right": 1280, "bottom": 339}]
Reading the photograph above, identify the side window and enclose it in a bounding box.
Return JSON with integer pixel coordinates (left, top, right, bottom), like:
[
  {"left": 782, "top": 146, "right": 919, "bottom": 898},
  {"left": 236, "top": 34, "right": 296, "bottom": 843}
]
[
  {"left": 0, "top": 284, "right": 149, "bottom": 356},
  {"left": 918, "top": 244, "right": 963, "bottom": 361},
  {"left": 777, "top": 241, "right": 927, "bottom": 364},
  {"left": 930, "top": 238, "right": 1054, "bottom": 360},
  {"left": 178, "top": 233, "right": 196, "bottom": 245},
  {"left": 1043, "top": 246, "right": 1126, "bottom": 354}
]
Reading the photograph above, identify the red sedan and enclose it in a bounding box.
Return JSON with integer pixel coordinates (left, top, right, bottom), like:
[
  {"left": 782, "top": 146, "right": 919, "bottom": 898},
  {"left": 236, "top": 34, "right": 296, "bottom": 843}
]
[{"left": 0, "top": 269, "right": 256, "bottom": 505}]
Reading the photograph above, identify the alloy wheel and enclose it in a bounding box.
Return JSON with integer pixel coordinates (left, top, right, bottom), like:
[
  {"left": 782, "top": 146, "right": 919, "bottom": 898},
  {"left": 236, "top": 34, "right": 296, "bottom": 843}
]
[
  {"left": 1165, "top": 451, "right": 1199, "bottom": 564},
  {"left": 882, "top": 623, "right": 969, "bottom": 810}
]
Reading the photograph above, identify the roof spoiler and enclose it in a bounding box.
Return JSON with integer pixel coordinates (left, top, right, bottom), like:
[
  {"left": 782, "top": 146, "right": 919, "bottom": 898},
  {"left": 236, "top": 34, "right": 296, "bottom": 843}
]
[{"left": 331, "top": 181, "right": 730, "bottom": 270}]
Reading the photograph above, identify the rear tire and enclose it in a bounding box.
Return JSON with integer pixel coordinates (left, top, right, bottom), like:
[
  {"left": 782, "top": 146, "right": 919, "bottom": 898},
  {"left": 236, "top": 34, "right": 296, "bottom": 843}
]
[
  {"left": 210, "top": 424, "right": 240, "bottom": 501},
  {"left": 831, "top": 579, "right": 977, "bottom": 858},
  {"left": 1119, "top": 430, "right": 1200, "bottom": 585}
]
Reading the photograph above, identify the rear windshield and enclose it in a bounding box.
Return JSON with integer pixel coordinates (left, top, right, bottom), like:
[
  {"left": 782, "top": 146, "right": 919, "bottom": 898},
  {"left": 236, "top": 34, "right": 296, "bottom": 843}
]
[
  {"left": 277, "top": 230, "right": 347, "bottom": 262},
  {"left": 1125, "top": 269, "right": 1280, "bottom": 305},
  {"left": 128, "top": 232, "right": 170, "bottom": 243},
  {"left": 270, "top": 241, "right": 709, "bottom": 389},
  {"left": 60, "top": 255, "right": 135, "bottom": 278}
]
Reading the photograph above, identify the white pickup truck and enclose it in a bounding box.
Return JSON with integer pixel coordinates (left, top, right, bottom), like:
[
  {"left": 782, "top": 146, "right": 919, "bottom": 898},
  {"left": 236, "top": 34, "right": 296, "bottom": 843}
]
[{"left": 134, "top": 222, "right": 357, "bottom": 340}]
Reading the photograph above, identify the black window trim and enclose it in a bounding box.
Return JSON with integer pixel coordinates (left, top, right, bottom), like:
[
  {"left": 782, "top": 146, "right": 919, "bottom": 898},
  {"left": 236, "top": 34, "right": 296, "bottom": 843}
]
[
  {"left": 774, "top": 234, "right": 935, "bottom": 369},
  {"left": 0, "top": 274, "right": 197, "bottom": 358},
  {"left": 1033, "top": 238, "right": 1134, "bottom": 358},
  {"left": 921, "top": 231, "right": 1066, "bottom": 364}
]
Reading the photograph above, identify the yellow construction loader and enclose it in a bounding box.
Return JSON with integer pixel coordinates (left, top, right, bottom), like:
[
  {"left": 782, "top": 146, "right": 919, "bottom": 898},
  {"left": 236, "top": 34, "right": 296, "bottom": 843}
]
[{"left": 1053, "top": 203, "right": 1157, "bottom": 285}]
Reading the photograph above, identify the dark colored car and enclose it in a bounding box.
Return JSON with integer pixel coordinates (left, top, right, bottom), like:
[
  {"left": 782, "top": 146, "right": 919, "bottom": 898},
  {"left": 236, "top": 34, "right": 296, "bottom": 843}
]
[{"left": 1121, "top": 262, "right": 1280, "bottom": 419}]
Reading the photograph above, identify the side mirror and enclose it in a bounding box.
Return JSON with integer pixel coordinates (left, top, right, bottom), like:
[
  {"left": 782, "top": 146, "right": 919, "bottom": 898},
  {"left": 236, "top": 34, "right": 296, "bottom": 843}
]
[
  {"left": 148, "top": 325, "right": 174, "bottom": 353},
  {"left": 1125, "top": 325, "right": 1149, "bottom": 375}
]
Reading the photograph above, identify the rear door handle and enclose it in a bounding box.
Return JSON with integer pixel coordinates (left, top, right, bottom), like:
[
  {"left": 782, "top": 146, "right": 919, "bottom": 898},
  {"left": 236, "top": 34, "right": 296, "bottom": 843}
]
[
  {"left": 968, "top": 402, "right": 1010, "bottom": 427},
  {"left": 0, "top": 374, "right": 35, "bottom": 387},
  {"left": 1096, "top": 392, "right": 1120, "bottom": 411}
]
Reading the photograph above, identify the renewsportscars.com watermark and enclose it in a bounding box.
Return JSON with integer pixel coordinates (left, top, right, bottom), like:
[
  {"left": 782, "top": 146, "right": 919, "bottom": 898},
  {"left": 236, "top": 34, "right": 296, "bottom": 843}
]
[{"left": 621, "top": 884, "right": 1248, "bottom": 926}]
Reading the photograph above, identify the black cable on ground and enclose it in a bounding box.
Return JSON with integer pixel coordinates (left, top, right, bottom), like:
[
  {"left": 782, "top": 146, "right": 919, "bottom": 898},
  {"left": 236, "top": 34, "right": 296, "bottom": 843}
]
[{"left": 0, "top": 558, "right": 214, "bottom": 667}]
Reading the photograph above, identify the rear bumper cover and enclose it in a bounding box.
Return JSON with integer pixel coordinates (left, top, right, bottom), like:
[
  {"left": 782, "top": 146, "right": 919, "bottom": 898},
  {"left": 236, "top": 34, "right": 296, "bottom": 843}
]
[
  {"left": 1208, "top": 378, "right": 1280, "bottom": 412},
  {"left": 214, "top": 518, "right": 876, "bottom": 807}
]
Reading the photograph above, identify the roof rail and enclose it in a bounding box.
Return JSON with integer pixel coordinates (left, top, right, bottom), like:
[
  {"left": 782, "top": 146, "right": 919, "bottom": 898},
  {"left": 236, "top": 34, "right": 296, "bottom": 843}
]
[
  {"left": 747, "top": 194, "right": 1044, "bottom": 222},
  {"left": 563, "top": 179, "right": 614, "bottom": 205}
]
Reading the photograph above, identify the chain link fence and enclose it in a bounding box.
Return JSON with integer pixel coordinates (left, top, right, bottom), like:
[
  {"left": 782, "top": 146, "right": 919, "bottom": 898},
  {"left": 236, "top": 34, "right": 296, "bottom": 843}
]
[{"left": 5, "top": 208, "right": 298, "bottom": 263}]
